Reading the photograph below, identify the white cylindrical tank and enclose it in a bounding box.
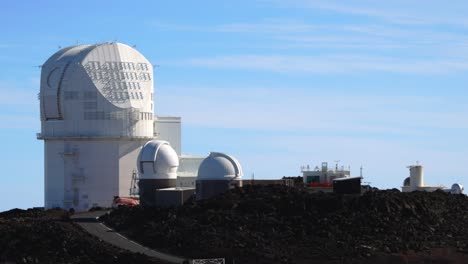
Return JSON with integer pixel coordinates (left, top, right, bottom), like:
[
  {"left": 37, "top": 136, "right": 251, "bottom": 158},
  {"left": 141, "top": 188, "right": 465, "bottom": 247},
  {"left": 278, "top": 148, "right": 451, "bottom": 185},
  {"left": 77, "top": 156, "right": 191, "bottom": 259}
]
[
  {"left": 137, "top": 140, "right": 179, "bottom": 207},
  {"left": 409, "top": 165, "right": 424, "bottom": 191},
  {"left": 196, "top": 152, "right": 243, "bottom": 200}
]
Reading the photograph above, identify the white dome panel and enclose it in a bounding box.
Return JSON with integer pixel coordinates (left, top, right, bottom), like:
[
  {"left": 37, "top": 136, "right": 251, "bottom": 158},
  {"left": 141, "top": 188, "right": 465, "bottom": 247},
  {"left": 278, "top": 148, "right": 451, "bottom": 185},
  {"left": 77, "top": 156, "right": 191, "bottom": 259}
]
[{"left": 81, "top": 43, "right": 153, "bottom": 109}]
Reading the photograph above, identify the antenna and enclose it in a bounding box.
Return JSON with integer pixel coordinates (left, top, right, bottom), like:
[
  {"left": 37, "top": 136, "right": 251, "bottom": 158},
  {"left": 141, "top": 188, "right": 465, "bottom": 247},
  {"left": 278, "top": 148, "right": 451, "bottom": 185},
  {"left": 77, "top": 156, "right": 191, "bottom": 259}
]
[
  {"left": 360, "top": 165, "right": 363, "bottom": 178},
  {"left": 334, "top": 160, "right": 340, "bottom": 170}
]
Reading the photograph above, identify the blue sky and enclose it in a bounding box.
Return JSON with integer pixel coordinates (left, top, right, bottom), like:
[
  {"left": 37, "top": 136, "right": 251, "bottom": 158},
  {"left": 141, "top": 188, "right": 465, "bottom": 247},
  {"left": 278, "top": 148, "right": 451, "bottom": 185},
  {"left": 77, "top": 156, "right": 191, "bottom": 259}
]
[{"left": 1, "top": 0, "right": 468, "bottom": 211}]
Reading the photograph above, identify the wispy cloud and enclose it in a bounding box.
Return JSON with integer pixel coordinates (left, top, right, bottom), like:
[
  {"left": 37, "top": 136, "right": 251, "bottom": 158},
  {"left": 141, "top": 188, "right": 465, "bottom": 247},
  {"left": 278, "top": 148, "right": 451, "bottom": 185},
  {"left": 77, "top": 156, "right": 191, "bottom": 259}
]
[
  {"left": 156, "top": 85, "right": 468, "bottom": 133},
  {"left": 151, "top": 18, "right": 468, "bottom": 56},
  {"left": 275, "top": 35, "right": 407, "bottom": 50},
  {"left": 0, "top": 84, "right": 39, "bottom": 129},
  {"left": 276, "top": 0, "right": 426, "bottom": 25},
  {"left": 0, "top": 85, "right": 38, "bottom": 107},
  {"left": 264, "top": 0, "right": 468, "bottom": 27},
  {"left": 216, "top": 20, "right": 318, "bottom": 34},
  {"left": 151, "top": 22, "right": 205, "bottom": 32},
  {"left": 0, "top": 114, "right": 39, "bottom": 129},
  {"left": 156, "top": 85, "right": 468, "bottom": 187},
  {"left": 151, "top": 19, "right": 319, "bottom": 34},
  {"left": 166, "top": 54, "right": 468, "bottom": 75},
  {"left": 0, "top": 43, "right": 26, "bottom": 49}
]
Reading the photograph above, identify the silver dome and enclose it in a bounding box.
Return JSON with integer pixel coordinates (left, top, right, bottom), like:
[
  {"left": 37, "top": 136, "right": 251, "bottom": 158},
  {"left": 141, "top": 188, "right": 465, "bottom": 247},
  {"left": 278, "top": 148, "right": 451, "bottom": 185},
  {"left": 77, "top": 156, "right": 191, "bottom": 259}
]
[
  {"left": 403, "top": 177, "right": 411, "bottom": 187},
  {"left": 137, "top": 140, "right": 179, "bottom": 179},
  {"left": 451, "top": 183, "right": 464, "bottom": 194},
  {"left": 197, "top": 152, "right": 243, "bottom": 180}
]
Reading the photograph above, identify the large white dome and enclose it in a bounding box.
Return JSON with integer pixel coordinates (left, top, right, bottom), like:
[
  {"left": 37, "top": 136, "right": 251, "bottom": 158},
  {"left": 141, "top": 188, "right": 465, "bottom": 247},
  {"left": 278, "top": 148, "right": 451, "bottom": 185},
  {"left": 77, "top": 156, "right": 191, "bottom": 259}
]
[
  {"left": 137, "top": 140, "right": 179, "bottom": 179},
  {"left": 197, "top": 152, "right": 243, "bottom": 180},
  {"left": 39, "top": 42, "right": 154, "bottom": 139}
]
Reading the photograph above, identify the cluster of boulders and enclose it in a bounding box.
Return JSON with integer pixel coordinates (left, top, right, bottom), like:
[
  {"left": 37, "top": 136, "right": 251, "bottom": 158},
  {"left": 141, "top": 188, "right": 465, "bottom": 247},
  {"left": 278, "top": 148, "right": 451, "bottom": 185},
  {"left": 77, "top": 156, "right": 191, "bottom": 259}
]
[
  {"left": 102, "top": 185, "right": 468, "bottom": 264},
  {"left": 0, "top": 208, "right": 161, "bottom": 264}
]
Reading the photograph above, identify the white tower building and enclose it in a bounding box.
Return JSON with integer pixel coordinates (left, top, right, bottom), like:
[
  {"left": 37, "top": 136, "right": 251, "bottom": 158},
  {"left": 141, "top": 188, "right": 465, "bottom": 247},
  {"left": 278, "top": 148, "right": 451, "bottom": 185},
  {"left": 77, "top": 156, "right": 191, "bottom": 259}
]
[
  {"left": 38, "top": 42, "right": 154, "bottom": 211},
  {"left": 402, "top": 164, "right": 464, "bottom": 194},
  {"left": 409, "top": 165, "right": 424, "bottom": 191}
]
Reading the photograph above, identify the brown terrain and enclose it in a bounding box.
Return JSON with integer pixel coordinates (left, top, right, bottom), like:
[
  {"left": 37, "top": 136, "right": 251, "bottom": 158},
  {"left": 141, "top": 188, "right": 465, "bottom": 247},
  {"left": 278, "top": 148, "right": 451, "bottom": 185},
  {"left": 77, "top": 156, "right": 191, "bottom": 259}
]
[
  {"left": 102, "top": 185, "right": 468, "bottom": 264},
  {"left": 0, "top": 208, "right": 162, "bottom": 264},
  {"left": 1, "top": 185, "right": 468, "bottom": 264}
]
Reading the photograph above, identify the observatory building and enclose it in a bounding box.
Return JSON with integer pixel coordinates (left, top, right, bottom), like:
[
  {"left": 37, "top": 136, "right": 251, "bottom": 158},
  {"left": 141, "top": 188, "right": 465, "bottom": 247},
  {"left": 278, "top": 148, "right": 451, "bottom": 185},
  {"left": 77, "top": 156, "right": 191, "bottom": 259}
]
[
  {"left": 38, "top": 42, "right": 243, "bottom": 211},
  {"left": 38, "top": 43, "right": 155, "bottom": 210},
  {"left": 137, "top": 140, "right": 179, "bottom": 207},
  {"left": 301, "top": 162, "right": 351, "bottom": 186},
  {"left": 196, "top": 152, "right": 243, "bottom": 200},
  {"left": 401, "top": 164, "right": 464, "bottom": 194}
]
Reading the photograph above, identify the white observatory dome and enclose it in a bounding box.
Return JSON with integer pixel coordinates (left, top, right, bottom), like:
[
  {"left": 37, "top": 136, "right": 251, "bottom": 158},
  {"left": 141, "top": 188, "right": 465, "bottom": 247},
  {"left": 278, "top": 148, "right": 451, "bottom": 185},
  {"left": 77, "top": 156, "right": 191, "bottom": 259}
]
[
  {"left": 39, "top": 42, "right": 154, "bottom": 139},
  {"left": 137, "top": 140, "right": 179, "bottom": 180},
  {"left": 403, "top": 177, "right": 411, "bottom": 187},
  {"left": 451, "top": 183, "right": 464, "bottom": 194},
  {"left": 197, "top": 152, "right": 243, "bottom": 180}
]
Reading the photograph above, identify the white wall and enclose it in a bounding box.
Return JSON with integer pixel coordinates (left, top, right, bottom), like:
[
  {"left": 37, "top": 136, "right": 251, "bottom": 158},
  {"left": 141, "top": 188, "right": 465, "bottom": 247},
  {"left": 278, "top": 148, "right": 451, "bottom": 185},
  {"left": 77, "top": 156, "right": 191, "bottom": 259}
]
[
  {"left": 154, "top": 116, "right": 181, "bottom": 155},
  {"left": 176, "top": 155, "right": 206, "bottom": 187},
  {"left": 44, "top": 139, "right": 146, "bottom": 211},
  {"left": 44, "top": 141, "right": 65, "bottom": 208}
]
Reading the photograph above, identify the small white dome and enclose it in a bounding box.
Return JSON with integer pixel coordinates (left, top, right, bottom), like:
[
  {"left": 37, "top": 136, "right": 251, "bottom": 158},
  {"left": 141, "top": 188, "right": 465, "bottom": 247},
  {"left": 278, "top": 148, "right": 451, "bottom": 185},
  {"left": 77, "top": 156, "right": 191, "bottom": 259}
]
[
  {"left": 197, "top": 152, "right": 243, "bottom": 180},
  {"left": 137, "top": 140, "right": 179, "bottom": 179},
  {"left": 451, "top": 183, "right": 464, "bottom": 194},
  {"left": 403, "top": 177, "right": 411, "bottom": 187}
]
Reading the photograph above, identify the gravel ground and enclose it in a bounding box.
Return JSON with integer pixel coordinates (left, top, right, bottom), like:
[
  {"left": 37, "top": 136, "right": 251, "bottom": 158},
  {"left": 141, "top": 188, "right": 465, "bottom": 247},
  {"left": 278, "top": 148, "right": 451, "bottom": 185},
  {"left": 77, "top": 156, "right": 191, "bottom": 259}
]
[
  {"left": 0, "top": 208, "right": 164, "bottom": 264},
  {"left": 102, "top": 185, "right": 468, "bottom": 264}
]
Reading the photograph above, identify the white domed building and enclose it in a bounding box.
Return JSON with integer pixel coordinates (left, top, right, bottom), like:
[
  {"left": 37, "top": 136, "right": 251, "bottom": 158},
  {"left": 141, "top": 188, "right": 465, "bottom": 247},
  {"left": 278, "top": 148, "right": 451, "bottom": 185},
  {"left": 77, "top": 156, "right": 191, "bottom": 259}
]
[
  {"left": 38, "top": 42, "right": 243, "bottom": 211},
  {"left": 137, "top": 140, "right": 179, "bottom": 207},
  {"left": 401, "top": 164, "right": 464, "bottom": 194},
  {"left": 196, "top": 152, "right": 243, "bottom": 200},
  {"left": 39, "top": 43, "right": 155, "bottom": 211}
]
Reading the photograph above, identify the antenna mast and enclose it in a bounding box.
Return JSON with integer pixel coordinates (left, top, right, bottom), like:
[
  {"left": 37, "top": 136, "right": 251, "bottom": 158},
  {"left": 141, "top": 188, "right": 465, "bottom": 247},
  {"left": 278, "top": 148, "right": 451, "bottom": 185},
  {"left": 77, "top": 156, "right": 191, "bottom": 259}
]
[{"left": 334, "top": 160, "right": 340, "bottom": 171}]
